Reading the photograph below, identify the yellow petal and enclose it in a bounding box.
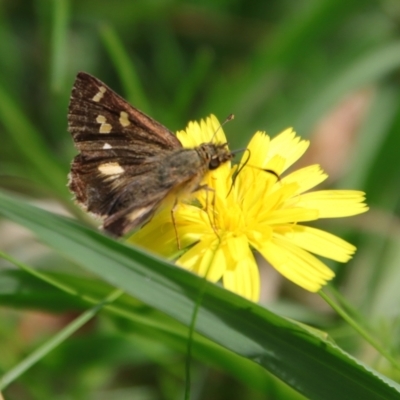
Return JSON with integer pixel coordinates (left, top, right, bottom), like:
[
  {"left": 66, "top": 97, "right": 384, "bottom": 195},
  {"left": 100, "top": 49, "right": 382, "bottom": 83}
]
[
  {"left": 264, "top": 154, "right": 286, "bottom": 175},
  {"left": 177, "top": 239, "right": 212, "bottom": 272},
  {"left": 235, "top": 168, "right": 269, "bottom": 209},
  {"left": 129, "top": 209, "right": 179, "bottom": 256},
  {"left": 204, "top": 162, "right": 232, "bottom": 197},
  {"left": 243, "top": 131, "right": 271, "bottom": 168},
  {"left": 207, "top": 245, "right": 227, "bottom": 281},
  {"left": 257, "top": 239, "right": 335, "bottom": 292},
  {"left": 256, "top": 182, "right": 299, "bottom": 217},
  {"left": 295, "top": 190, "right": 369, "bottom": 218},
  {"left": 226, "top": 234, "right": 250, "bottom": 263},
  {"left": 281, "top": 165, "right": 328, "bottom": 194},
  {"left": 262, "top": 208, "right": 319, "bottom": 225},
  {"left": 268, "top": 128, "right": 310, "bottom": 172},
  {"left": 274, "top": 225, "right": 356, "bottom": 262},
  {"left": 177, "top": 114, "right": 228, "bottom": 148},
  {"left": 246, "top": 227, "right": 273, "bottom": 247},
  {"left": 223, "top": 251, "right": 260, "bottom": 301}
]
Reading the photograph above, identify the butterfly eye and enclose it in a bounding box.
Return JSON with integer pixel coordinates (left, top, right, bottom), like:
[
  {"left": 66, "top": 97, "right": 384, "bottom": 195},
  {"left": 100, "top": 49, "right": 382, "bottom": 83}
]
[{"left": 209, "top": 157, "right": 221, "bottom": 170}]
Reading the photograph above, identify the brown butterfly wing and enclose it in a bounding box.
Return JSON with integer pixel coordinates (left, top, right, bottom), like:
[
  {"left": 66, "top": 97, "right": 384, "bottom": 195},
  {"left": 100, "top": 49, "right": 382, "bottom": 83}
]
[{"left": 68, "top": 72, "right": 183, "bottom": 236}]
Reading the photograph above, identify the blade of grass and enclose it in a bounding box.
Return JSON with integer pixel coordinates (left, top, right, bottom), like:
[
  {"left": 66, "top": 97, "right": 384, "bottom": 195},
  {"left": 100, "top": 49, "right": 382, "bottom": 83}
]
[
  {"left": 0, "top": 261, "right": 281, "bottom": 395},
  {"left": 0, "top": 288, "right": 123, "bottom": 390}
]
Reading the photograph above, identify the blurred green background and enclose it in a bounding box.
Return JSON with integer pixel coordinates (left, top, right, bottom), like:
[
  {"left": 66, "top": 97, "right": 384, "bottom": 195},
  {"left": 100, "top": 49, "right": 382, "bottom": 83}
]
[{"left": 1, "top": 0, "right": 400, "bottom": 399}]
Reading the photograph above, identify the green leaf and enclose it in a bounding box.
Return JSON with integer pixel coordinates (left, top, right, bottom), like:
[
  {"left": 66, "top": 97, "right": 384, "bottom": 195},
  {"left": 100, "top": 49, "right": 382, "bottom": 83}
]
[
  {"left": 0, "top": 190, "right": 399, "bottom": 400},
  {"left": 0, "top": 269, "right": 290, "bottom": 395}
]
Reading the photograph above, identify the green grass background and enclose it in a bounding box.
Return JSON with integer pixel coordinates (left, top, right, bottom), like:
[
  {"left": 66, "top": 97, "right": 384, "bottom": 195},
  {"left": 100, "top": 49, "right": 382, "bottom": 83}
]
[{"left": 1, "top": 0, "right": 400, "bottom": 399}]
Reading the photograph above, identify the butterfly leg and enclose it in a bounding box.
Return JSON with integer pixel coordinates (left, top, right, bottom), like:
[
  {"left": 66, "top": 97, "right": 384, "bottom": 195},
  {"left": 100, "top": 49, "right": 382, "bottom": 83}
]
[
  {"left": 195, "top": 184, "right": 220, "bottom": 240},
  {"left": 171, "top": 199, "right": 181, "bottom": 250}
]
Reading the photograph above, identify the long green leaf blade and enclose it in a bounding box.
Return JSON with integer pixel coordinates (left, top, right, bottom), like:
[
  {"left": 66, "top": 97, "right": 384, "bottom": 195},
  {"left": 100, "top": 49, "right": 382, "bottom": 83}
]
[{"left": 0, "top": 191, "right": 399, "bottom": 400}]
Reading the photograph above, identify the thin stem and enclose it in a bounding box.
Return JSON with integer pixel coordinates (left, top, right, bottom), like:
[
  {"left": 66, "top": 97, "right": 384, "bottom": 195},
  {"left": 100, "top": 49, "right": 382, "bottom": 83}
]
[
  {"left": 0, "top": 289, "right": 123, "bottom": 390},
  {"left": 319, "top": 289, "right": 400, "bottom": 370},
  {"left": 184, "top": 242, "right": 219, "bottom": 400}
]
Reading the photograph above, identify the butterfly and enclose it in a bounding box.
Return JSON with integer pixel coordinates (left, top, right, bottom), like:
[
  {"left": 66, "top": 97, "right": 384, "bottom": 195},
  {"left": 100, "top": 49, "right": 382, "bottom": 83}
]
[{"left": 67, "top": 72, "right": 233, "bottom": 238}]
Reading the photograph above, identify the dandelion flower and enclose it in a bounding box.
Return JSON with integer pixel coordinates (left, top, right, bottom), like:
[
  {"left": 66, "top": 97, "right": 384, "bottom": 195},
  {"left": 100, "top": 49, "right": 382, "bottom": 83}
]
[{"left": 130, "top": 115, "right": 368, "bottom": 302}]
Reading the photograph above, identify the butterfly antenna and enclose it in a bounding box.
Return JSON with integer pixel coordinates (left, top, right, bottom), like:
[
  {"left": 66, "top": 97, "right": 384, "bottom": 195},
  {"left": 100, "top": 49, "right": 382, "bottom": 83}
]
[
  {"left": 227, "top": 148, "right": 251, "bottom": 197},
  {"left": 263, "top": 168, "right": 280, "bottom": 181},
  {"left": 210, "top": 113, "right": 234, "bottom": 143},
  {"left": 227, "top": 149, "right": 281, "bottom": 197}
]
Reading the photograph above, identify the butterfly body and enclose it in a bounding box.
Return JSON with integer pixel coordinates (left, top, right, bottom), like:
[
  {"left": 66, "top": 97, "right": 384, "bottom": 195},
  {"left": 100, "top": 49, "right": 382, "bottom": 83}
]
[{"left": 68, "top": 72, "right": 232, "bottom": 237}]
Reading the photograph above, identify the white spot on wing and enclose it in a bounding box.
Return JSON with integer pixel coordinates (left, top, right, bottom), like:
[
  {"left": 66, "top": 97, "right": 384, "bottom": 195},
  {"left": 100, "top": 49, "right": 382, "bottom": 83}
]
[
  {"left": 98, "top": 162, "right": 124, "bottom": 176},
  {"left": 119, "top": 111, "right": 130, "bottom": 127},
  {"left": 96, "top": 115, "right": 106, "bottom": 123},
  {"left": 92, "top": 86, "right": 106, "bottom": 102},
  {"left": 96, "top": 114, "right": 112, "bottom": 134},
  {"left": 102, "top": 143, "right": 112, "bottom": 149},
  {"left": 99, "top": 123, "right": 112, "bottom": 134}
]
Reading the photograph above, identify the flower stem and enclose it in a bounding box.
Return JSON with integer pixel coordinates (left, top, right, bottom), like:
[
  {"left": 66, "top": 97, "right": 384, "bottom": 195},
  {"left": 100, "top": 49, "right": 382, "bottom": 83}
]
[
  {"left": 0, "top": 288, "right": 123, "bottom": 390},
  {"left": 185, "top": 242, "right": 219, "bottom": 400},
  {"left": 319, "top": 289, "right": 400, "bottom": 370}
]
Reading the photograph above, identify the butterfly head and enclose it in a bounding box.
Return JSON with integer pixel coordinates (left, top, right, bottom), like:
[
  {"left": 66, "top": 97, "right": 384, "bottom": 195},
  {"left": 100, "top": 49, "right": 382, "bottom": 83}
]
[{"left": 197, "top": 142, "right": 233, "bottom": 171}]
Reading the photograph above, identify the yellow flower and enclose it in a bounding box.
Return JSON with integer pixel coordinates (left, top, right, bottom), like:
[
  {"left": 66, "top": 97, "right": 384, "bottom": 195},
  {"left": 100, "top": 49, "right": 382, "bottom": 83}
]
[{"left": 130, "top": 115, "right": 368, "bottom": 302}]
